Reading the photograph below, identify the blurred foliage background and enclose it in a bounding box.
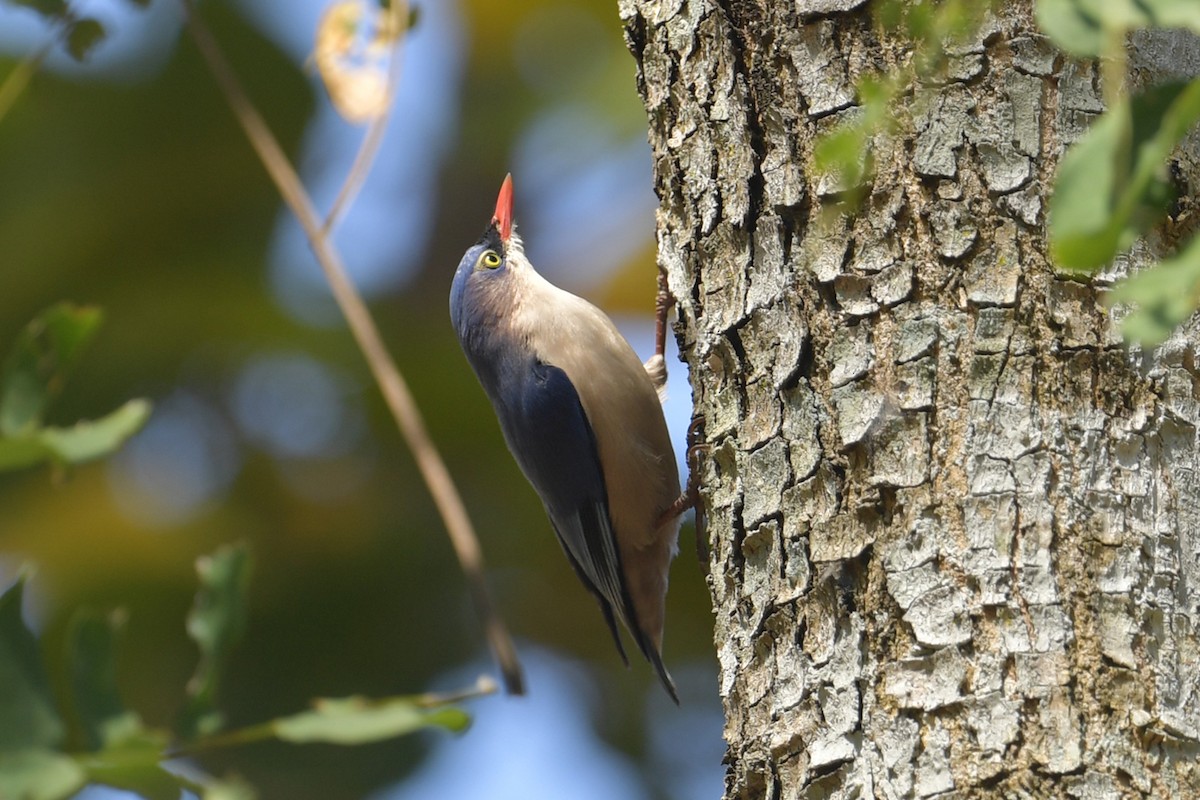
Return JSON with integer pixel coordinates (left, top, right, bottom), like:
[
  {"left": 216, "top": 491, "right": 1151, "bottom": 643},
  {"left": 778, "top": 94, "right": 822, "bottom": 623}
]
[{"left": 0, "top": 0, "right": 722, "bottom": 797}]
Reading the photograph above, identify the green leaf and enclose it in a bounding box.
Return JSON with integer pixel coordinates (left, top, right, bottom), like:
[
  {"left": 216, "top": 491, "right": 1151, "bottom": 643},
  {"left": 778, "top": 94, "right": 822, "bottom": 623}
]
[
  {"left": 814, "top": 115, "right": 869, "bottom": 173},
  {"left": 0, "top": 305, "right": 150, "bottom": 473},
  {"left": 1110, "top": 233, "right": 1200, "bottom": 344},
  {"left": 0, "top": 749, "right": 85, "bottom": 800},
  {"left": 1049, "top": 79, "right": 1200, "bottom": 272},
  {"left": 38, "top": 398, "right": 152, "bottom": 465},
  {"left": 1, "top": 303, "right": 103, "bottom": 436},
  {"left": 1037, "top": 0, "right": 1200, "bottom": 58},
  {"left": 77, "top": 731, "right": 178, "bottom": 800},
  {"left": 1035, "top": 0, "right": 1107, "bottom": 57},
  {"left": 67, "top": 610, "right": 143, "bottom": 751},
  {"left": 65, "top": 18, "right": 106, "bottom": 62},
  {"left": 271, "top": 696, "right": 470, "bottom": 745},
  {"left": 0, "top": 578, "right": 65, "bottom": 753},
  {"left": 180, "top": 544, "right": 252, "bottom": 738},
  {"left": 812, "top": 75, "right": 900, "bottom": 206},
  {"left": 0, "top": 398, "right": 151, "bottom": 472}
]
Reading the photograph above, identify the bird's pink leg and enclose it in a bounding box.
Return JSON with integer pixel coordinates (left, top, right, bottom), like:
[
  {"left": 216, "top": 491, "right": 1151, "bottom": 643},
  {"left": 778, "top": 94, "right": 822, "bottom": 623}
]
[
  {"left": 644, "top": 265, "right": 675, "bottom": 395},
  {"left": 654, "top": 265, "right": 674, "bottom": 362}
]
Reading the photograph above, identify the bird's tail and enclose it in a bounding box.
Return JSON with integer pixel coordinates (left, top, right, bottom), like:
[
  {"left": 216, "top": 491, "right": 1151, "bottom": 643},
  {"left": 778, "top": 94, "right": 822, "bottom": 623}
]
[{"left": 643, "top": 638, "right": 679, "bottom": 704}]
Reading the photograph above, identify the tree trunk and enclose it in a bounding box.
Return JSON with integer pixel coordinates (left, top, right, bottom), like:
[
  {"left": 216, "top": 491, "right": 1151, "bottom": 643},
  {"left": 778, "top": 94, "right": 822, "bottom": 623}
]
[{"left": 620, "top": 1, "right": 1200, "bottom": 797}]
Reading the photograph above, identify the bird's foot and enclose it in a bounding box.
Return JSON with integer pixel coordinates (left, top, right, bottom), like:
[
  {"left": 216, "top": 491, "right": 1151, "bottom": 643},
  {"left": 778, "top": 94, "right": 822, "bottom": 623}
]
[{"left": 657, "top": 416, "right": 709, "bottom": 566}]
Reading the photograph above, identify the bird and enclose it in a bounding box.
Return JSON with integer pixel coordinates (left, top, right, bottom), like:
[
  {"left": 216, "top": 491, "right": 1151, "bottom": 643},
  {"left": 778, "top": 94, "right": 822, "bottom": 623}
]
[{"left": 450, "top": 174, "right": 683, "bottom": 702}]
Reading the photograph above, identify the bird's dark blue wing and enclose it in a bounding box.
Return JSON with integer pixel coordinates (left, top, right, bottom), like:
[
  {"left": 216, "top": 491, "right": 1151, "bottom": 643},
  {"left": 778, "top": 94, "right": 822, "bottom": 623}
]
[{"left": 499, "top": 359, "right": 637, "bottom": 655}]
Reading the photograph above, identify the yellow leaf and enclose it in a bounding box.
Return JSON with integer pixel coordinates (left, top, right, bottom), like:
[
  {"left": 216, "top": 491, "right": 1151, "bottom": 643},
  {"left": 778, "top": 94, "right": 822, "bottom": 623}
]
[{"left": 314, "top": 0, "right": 406, "bottom": 124}]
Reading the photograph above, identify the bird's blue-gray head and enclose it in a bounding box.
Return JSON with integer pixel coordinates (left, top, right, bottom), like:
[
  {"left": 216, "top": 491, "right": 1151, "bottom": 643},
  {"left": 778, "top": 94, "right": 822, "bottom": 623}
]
[{"left": 450, "top": 174, "right": 521, "bottom": 343}]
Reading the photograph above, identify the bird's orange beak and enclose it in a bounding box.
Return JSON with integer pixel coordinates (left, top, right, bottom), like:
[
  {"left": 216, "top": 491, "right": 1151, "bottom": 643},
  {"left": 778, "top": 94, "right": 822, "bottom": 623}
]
[{"left": 492, "top": 173, "right": 514, "bottom": 243}]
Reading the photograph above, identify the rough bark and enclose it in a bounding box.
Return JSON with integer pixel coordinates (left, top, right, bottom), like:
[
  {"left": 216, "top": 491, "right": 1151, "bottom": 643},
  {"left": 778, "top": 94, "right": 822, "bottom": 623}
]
[{"left": 620, "top": 1, "right": 1200, "bottom": 797}]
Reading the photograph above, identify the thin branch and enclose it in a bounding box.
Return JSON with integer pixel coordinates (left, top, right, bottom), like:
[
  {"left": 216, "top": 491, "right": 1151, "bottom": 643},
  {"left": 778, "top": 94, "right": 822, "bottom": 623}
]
[
  {"left": 321, "top": 0, "right": 408, "bottom": 234},
  {"left": 410, "top": 673, "right": 499, "bottom": 709},
  {"left": 180, "top": 0, "right": 524, "bottom": 695}
]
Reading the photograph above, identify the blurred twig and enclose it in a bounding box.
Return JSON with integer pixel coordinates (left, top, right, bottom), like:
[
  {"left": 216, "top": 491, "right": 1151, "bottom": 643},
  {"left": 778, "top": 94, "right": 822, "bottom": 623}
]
[{"left": 179, "top": 0, "right": 524, "bottom": 696}]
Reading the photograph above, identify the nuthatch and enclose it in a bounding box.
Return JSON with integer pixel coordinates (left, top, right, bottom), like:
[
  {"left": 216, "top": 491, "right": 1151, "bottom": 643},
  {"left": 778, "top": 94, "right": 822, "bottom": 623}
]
[{"left": 450, "top": 175, "right": 682, "bottom": 701}]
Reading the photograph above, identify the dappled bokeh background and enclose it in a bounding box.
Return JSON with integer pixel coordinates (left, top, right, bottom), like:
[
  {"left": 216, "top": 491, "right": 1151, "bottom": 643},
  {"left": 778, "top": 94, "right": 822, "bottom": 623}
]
[{"left": 0, "top": 1, "right": 723, "bottom": 797}]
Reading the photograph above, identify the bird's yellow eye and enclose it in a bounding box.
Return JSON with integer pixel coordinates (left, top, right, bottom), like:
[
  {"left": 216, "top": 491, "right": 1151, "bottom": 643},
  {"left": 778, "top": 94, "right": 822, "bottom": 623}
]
[{"left": 479, "top": 250, "right": 502, "bottom": 270}]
